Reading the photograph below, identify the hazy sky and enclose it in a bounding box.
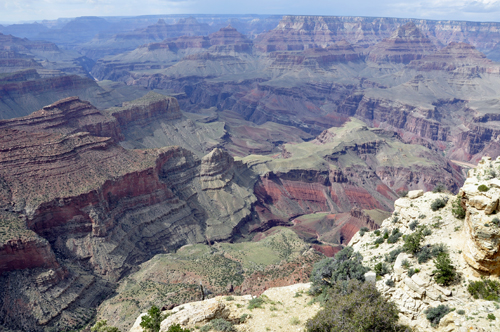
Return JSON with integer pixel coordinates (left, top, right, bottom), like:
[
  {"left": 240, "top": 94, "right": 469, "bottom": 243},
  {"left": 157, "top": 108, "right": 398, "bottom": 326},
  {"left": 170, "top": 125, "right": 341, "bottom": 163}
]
[{"left": 1, "top": 0, "right": 500, "bottom": 23}]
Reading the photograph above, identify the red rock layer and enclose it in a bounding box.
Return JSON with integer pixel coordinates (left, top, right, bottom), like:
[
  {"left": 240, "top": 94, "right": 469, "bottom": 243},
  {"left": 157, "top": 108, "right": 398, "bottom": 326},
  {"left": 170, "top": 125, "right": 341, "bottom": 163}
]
[{"left": 0, "top": 237, "right": 59, "bottom": 274}]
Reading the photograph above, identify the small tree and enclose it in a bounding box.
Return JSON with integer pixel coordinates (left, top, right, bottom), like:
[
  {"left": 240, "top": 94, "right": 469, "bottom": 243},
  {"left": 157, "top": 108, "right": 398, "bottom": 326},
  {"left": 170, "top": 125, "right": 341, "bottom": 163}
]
[
  {"left": 425, "top": 305, "right": 450, "bottom": 327},
  {"left": 403, "top": 231, "right": 423, "bottom": 254},
  {"left": 432, "top": 252, "right": 456, "bottom": 286},
  {"left": 306, "top": 280, "right": 411, "bottom": 332},
  {"left": 91, "top": 320, "right": 121, "bottom": 332},
  {"left": 309, "top": 246, "right": 369, "bottom": 296},
  {"left": 451, "top": 196, "right": 465, "bottom": 219},
  {"left": 141, "top": 306, "right": 169, "bottom": 332}
]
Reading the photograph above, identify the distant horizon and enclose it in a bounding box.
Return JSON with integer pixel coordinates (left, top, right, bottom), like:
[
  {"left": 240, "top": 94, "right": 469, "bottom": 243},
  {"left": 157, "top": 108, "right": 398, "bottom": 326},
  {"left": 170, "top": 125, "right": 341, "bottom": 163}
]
[
  {"left": 2, "top": 0, "right": 500, "bottom": 24},
  {"left": 2, "top": 12, "right": 500, "bottom": 27}
]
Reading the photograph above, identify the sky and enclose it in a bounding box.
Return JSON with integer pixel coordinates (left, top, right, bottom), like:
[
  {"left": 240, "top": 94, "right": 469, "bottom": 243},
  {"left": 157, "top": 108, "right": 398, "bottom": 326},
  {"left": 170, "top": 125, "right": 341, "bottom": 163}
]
[{"left": 1, "top": 0, "right": 500, "bottom": 24}]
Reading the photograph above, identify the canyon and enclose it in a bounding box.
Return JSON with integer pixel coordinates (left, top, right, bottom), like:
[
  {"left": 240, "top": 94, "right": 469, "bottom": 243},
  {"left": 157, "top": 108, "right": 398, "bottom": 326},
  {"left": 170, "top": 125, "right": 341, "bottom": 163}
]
[{"left": 3, "top": 12, "right": 500, "bottom": 332}]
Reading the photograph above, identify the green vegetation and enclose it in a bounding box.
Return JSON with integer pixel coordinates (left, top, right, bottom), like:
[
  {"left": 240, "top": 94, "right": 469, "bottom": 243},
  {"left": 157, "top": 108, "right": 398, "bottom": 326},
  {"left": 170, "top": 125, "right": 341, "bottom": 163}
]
[
  {"left": 207, "top": 318, "right": 234, "bottom": 331},
  {"left": 239, "top": 314, "right": 250, "bottom": 324},
  {"left": 432, "top": 253, "right": 456, "bottom": 286},
  {"left": 385, "top": 279, "right": 395, "bottom": 287},
  {"left": 374, "top": 262, "right": 390, "bottom": 277},
  {"left": 431, "top": 197, "right": 448, "bottom": 211},
  {"left": 407, "top": 268, "right": 419, "bottom": 277},
  {"left": 91, "top": 320, "right": 121, "bottom": 332},
  {"left": 247, "top": 297, "right": 265, "bottom": 309},
  {"left": 409, "top": 220, "right": 419, "bottom": 231},
  {"left": 309, "top": 246, "right": 369, "bottom": 296},
  {"left": 492, "top": 218, "right": 500, "bottom": 226},
  {"left": 467, "top": 278, "right": 500, "bottom": 301},
  {"left": 451, "top": 197, "right": 466, "bottom": 219},
  {"left": 166, "top": 325, "right": 190, "bottom": 332},
  {"left": 387, "top": 228, "right": 402, "bottom": 244},
  {"left": 457, "top": 309, "right": 465, "bottom": 315},
  {"left": 305, "top": 280, "right": 411, "bottom": 332},
  {"left": 488, "top": 313, "right": 496, "bottom": 321},
  {"left": 433, "top": 183, "right": 447, "bottom": 193},
  {"left": 425, "top": 305, "right": 450, "bottom": 327},
  {"left": 359, "top": 227, "right": 369, "bottom": 237},
  {"left": 417, "top": 243, "right": 447, "bottom": 264},
  {"left": 403, "top": 231, "right": 423, "bottom": 254},
  {"left": 478, "top": 184, "right": 490, "bottom": 192},
  {"left": 385, "top": 247, "right": 403, "bottom": 263},
  {"left": 141, "top": 306, "right": 169, "bottom": 332},
  {"left": 289, "top": 317, "right": 300, "bottom": 325},
  {"left": 398, "top": 190, "right": 408, "bottom": 197}
]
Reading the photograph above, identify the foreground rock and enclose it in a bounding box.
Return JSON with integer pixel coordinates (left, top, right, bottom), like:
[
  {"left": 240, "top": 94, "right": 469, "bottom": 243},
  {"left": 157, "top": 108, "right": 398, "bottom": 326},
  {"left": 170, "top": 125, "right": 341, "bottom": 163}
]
[
  {"left": 130, "top": 283, "right": 319, "bottom": 332},
  {"left": 350, "top": 158, "right": 500, "bottom": 331}
]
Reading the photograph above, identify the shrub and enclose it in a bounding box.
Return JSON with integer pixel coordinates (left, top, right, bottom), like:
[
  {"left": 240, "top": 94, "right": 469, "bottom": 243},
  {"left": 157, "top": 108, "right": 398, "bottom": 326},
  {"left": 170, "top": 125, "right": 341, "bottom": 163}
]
[
  {"left": 392, "top": 216, "right": 399, "bottom": 224},
  {"left": 385, "top": 247, "right": 403, "bottom": 263},
  {"left": 309, "top": 246, "right": 369, "bottom": 296},
  {"left": 359, "top": 227, "right": 369, "bottom": 237},
  {"left": 421, "top": 226, "right": 432, "bottom": 237},
  {"left": 431, "top": 243, "right": 447, "bottom": 257},
  {"left": 374, "top": 237, "right": 385, "bottom": 245},
  {"left": 425, "top": 305, "right": 450, "bottom": 327},
  {"left": 478, "top": 184, "right": 490, "bottom": 192},
  {"left": 492, "top": 218, "right": 500, "bottom": 226},
  {"left": 431, "top": 197, "right": 448, "bottom": 211},
  {"left": 488, "top": 313, "right": 496, "bottom": 320},
  {"left": 433, "top": 183, "right": 446, "bottom": 193},
  {"left": 417, "top": 246, "right": 432, "bottom": 264},
  {"left": 409, "top": 221, "right": 419, "bottom": 231},
  {"left": 451, "top": 197, "right": 466, "bottom": 219},
  {"left": 457, "top": 309, "right": 465, "bottom": 315},
  {"left": 408, "top": 268, "right": 419, "bottom": 277},
  {"left": 387, "top": 231, "right": 402, "bottom": 244},
  {"left": 467, "top": 278, "right": 500, "bottom": 301},
  {"left": 383, "top": 230, "right": 389, "bottom": 239},
  {"left": 419, "top": 214, "right": 426, "bottom": 219},
  {"left": 210, "top": 319, "right": 234, "bottom": 332},
  {"left": 247, "top": 297, "right": 265, "bottom": 309},
  {"left": 225, "top": 296, "right": 234, "bottom": 301},
  {"left": 385, "top": 279, "right": 395, "bottom": 287},
  {"left": 141, "top": 306, "right": 169, "bottom": 332},
  {"left": 398, "top": 190, "right": 408, "bottom": 197},
  {"left": 403, "top": 231, "right": 423, "bottom": 254},
  {"left": 239, "top": 314, "right": 250, "bottom": 324},
  {"left": 374, "top": 262, "right": 390, "bottom": 276},
  {"left": 305, "top": 280, "right": 411, "bottom": 332},
  {"left": 374, "top": 230, "right": 381, "bottom": 236},
  {"left": 401, "top": 259, "right": 410, "bottom": 269},
  {"left": 432, "top": 253, "right": 456, "bottom": 286},
  {"left": 91, "top": 320, "right": 121, "bottom": 332},
  {"left": 167, "top": 325, "right": 190, "bottom": 332}
]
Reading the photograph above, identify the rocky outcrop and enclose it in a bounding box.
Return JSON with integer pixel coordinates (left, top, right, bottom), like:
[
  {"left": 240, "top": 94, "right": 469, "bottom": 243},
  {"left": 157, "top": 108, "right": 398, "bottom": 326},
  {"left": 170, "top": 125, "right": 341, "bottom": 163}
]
[
  {"left": 367, "top": 22, "right": 437, "bottom": 64},
  {"left": 350, "top": 182, "right": 500, "bottom": 331},
  {"left": 459, "top": 156, "right": 500, "bottom": 274}
]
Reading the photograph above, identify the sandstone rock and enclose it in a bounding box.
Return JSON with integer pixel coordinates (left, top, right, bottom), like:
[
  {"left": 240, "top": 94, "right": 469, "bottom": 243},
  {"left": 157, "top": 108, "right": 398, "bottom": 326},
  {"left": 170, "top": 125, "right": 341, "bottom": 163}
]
[
  {"left": 365, "top": 271, "right": 377, "bottom": 283},
  {"left": 404, "top": 277, "right": 425, "bottom": 297},
  {"left": 408, "top": 190, "right": 424, "bottom": 199},
  {"left": 159, "top": 298, "right": 230, "bottom": 331},
  {"left": 394, "top": 252, "right": 410, "bottom": 275}
]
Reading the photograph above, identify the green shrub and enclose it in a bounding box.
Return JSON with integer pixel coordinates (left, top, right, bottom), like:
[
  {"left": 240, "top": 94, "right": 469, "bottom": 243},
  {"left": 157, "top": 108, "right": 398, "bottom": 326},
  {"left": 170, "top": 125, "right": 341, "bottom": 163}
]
[
  {"left": 409, "top": 221, "right": 419, "bottom": 231},
  {"left": 167, "top": 325, "right": 190, "bottom": 332},
  {"left": 239, "top": 314, "right": 250, "bottom": 324},
  {"left": 451, "top": 197, "right": 466, "bottom": 219},
  {"left": 385, "top": 247, "right": 403, "bottom": 263},
  {"left": 225, "top": 296, "right": 234, "bottom": 301},
  {"left": 91, "top": 320, "right": 121, "bottom": 332},
  {"left": 417, "top": 246, "right": 432, "bottom": 264},
  {"left": 383, "top": 230, "right": 389, "bottom": 239},
  {"left": 374, "top": 262, "right": 390, "bottom": 276},
  {"left": 386, "top": 279, "right": 395, "bottom": 287},
  {"left": 387, "top": 232, "right": 402, "bottom": 244},
  {"left": 247, "top": 297, "right": 265, "bottom": 309},
  {"left": 398, "top": 190, "right": 408, "bottom": 197},
  {"left": 141, "top": 306, "right": 169, "bottom": 332},
  {"left": 425, "top": 305, "right": 450, "bottom": 327},
  {"left": 419, "top": 214, "right": 426, "bottom": 219},
  {"left": 432, "top": 253, "right": 456, "bottom": 286},
  {"left": 408, "top": 268, "right": 419, "bottom": 277},
  {"left": 359, "top": 227, "right": 369, "bottom": 237},
  {"left": 374, "top": 237, "right": 385, "bottom": 245},
  {"left": 401, "top": 259, "right": 410, "bottom": 269},
  {"left": 492, "top": 218, "right": 500, "bottom": 226},
  {"left": 457, "top": 309, "right": 465, "bottom": 315},
  {"left": 467, "top": 278, "right": 500, "bottom": 301},
  {"left": 374, "top": 230, "right": 381, "bottom": 236},
  {"left": 210, "top": 319, "right": 234, "bottom": 331},
  {"left": 392, "top": 216, "right": 399, "bottom": 224},
  {"left": 431, "top": 197, "right": 448, "bottom": 211},
  {"left": 309, "top": 246, "right": 369, "bottom": 296},
  {"left": 421, "top": 226, "right": 432, "bottom": 236},
  {"left": 488, "top": 313, "right": 496, "bottom": 320},
  {"left": 478, "top": 184, "right": 490, "bottom": 192},
  {"left": 433, "top": 183, "right": 446, "bottom": 193},
  {"left": 305, "top": 280, "right": 411, "bottom": 332},
  {"left": 403, "top": 231, "right": 423, "bottom": 254}
]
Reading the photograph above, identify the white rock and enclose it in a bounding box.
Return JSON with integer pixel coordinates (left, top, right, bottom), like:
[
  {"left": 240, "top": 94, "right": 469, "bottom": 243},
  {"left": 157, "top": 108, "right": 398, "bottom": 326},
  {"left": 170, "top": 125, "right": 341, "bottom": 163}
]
[
  {"left": 365, "top": 271, "right": 376, "bottom": 283},
  {"left": 407, "top": 190, "right": 424, "bottom": 199}
]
